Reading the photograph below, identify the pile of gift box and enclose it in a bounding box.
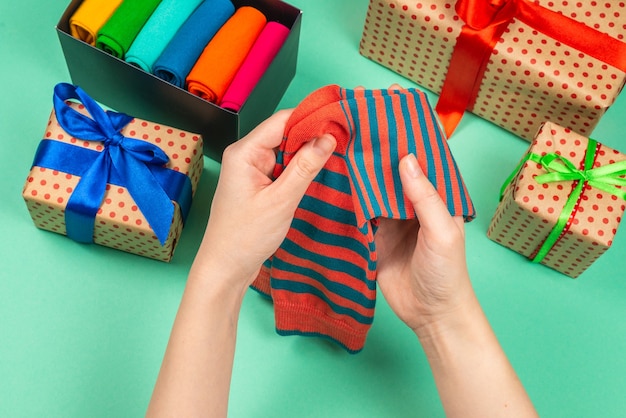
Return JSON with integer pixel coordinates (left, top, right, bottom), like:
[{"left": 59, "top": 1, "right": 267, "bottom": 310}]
[
  {"left": 23, "top": 0, "right": 302, "bottom": 261},
  {"left": 22, "top": 0, "right": 626, "bottom": 278},
  {"left": 360, "top": 0, "right": 626, "bottom": 278}
]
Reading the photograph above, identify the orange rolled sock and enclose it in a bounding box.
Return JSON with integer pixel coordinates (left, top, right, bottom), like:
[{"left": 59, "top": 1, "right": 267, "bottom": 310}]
[
  {"left": 186, "top": 6, "right": 266, "bottom": 103},
  {"left": 69, "top": 0, "right": 123, "bottom": 45}
]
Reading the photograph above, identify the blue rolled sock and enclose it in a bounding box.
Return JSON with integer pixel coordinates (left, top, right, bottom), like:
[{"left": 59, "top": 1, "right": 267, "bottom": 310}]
[{"left": 152, "top": 0, "right": 235, "bottom": 87}]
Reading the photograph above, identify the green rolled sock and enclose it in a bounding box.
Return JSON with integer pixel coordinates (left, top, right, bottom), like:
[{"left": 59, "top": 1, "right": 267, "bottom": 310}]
[{"left": 95, "top": 0, "right": 162, "bottom": 59}]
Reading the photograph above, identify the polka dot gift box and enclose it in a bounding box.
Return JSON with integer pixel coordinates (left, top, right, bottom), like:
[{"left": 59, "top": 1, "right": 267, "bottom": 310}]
[
  {"left": 22, "top": 83, "right": 204, "bottom": 262},
  {"left": 359, "top": 0, "right": 626, "bottom": 141},
  {"left": 487, "top": 121, "right": 626, "bottom": 278}
]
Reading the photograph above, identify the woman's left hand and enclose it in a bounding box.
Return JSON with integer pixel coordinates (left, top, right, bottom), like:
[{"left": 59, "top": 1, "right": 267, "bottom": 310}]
[{"left": 192, "top": 109, "right": 336, "bottom": 290}]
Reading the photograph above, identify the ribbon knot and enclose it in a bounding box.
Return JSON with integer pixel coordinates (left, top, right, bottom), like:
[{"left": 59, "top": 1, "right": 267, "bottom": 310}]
[
  {"left": 455, "top": 0, "right": 517, "bottom": 30},
  {"left": 533, "top": 152, "right": 626, "bottom": 194},
  {"left": 105, "top": 132, "right": 125, "bottom": 147},
  {"left": 51, "top": 83, "right": 176, "bottom": 245}
]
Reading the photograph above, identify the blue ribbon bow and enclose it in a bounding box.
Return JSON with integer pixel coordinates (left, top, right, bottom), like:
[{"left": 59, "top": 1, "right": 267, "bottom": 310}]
[{"left": 36, "top": 83, "right": 191, "bottom": 245}]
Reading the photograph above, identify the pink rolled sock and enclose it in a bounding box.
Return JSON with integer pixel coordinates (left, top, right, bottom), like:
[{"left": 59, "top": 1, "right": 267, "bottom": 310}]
[{"left": 220, "top": 21, "right": 290, "bottom": 112}]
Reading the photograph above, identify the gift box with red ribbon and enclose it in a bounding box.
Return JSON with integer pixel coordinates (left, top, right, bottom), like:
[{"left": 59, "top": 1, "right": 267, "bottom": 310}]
[
  {"left": 487, "top": 121, "right": 626, "bottom": 278},
  {"left": 22, "top": 83, "right": 204, "bottom": 262},
  {"left": 359, "top": 0, "right": 626, "bottom": 141}
]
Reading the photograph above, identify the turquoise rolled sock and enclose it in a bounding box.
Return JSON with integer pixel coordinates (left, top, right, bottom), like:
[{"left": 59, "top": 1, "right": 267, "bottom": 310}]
[{"left": 125, "top": 0, "right": 204, "bottom": 72}]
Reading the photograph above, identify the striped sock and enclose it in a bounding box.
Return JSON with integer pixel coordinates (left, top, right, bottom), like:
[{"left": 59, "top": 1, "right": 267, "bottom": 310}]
[{"left": 252, "top": 85, "right": 475, "bottom": 353}]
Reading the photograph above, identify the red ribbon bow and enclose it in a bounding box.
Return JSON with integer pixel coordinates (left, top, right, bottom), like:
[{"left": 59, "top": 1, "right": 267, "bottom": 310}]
[
  {"left": 435, "top": 0, "right": 626, "bottom": 138},
  {"left": 455, "top": 0, "right": 517, "bottom": 30}
]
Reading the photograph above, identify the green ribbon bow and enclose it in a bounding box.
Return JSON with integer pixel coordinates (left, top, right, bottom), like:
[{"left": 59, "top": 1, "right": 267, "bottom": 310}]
[{"left": 500, "top": 138, "right": 626, "bottom": 263}]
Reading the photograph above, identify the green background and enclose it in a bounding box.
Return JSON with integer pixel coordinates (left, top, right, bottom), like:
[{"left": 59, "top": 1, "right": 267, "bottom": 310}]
[{"left": 2, "top": 1, "right": 625, "bottom": 416}]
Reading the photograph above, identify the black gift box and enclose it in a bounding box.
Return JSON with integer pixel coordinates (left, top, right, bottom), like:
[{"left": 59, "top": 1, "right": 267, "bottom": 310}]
[{"left": 56, "top": 0, "right": 302, "bottom": 161}]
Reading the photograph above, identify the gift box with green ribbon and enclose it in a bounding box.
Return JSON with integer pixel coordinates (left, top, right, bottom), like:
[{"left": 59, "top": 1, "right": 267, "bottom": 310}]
[
  {"left": 22, "top": 83, "right": 204, "bottom": 262},
  {"left": 359, "top": 0, "right": 626, "bottom": 141},
  {"left": 487, "top": 121, "right": 626, "bottom": 278}
]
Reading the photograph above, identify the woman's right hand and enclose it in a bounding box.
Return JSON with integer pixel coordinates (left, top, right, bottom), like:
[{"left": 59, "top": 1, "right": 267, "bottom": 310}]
[
  {"left": 375, "top": 153, "right": 477, "bottom": 338},
  {"left": 377, "top": 154, "right": 538, "bottom": 418}
]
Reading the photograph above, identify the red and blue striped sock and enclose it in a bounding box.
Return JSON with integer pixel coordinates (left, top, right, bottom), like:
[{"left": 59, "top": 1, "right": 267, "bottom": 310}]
[{"left": 252, "top": 85, "right": 475, "bottom": 353}]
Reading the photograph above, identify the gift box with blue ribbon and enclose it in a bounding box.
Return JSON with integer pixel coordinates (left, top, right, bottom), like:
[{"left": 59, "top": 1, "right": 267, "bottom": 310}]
[
  {"left": 22, "top": 83, "right": 204, "bottom": 262},
  {"left": 487, "top": 121, "right": 626, "bottom": 278}
]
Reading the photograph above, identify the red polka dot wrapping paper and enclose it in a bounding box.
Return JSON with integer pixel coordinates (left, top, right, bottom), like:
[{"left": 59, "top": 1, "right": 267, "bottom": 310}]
[
  {"left": 487, "top": 121, "right": 626, "bottom": 278},
  {"left": 359, "top": 0, "right": 626, "bottom": 141},
  {"left": 21, "top": 102, "right": 204, "bottom": 262}
]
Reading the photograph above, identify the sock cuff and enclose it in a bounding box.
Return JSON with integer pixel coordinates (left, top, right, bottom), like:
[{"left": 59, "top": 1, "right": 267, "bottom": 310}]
[
  {"left": 251, "top": 260, "right": 273, "bottom": 297},
  {"left": 283, "top": 100, "right": 353, "bottom": 159},
  {"left": 287, "top": 84, "right": 343, "bottom": 124},
  {"left": 273, "top": 298, "right": 371, "bottom": 353}
]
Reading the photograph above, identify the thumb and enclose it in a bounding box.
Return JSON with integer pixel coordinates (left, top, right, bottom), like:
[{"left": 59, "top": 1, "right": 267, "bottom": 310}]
[
  {"left": 399, "top": 154, "right": 458, "bottom": 235},
  {"left": 272, "top": 134, "right": 336, "bottom": 206}
]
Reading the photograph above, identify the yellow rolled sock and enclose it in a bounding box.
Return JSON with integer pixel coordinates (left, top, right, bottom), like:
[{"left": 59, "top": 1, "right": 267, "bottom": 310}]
[{"left": 69, "top": 0, "right": 124, "bottom": 46}]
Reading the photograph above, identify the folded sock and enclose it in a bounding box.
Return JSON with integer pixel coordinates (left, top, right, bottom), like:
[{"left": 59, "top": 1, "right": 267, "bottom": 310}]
[
  {"left": 252, "top": 86, "right": 476, "bottom": 353},
  {"left": 152, "top": 0, "right": 235, "bottom": 87},
  {"left": 69, "top": 0, "right": 123, "bottom": 46},
  {"left": 125, "top": 0, "right": 204, "bottom": 72},
  {"left": 220, "top": 21, "right": 290, "bottom": 112},
  {"left": 186, "top": 6, "right": 267, "bottom": 103},
  {"left": 95, "top": 0, "right": 162, "bottom": 59}
]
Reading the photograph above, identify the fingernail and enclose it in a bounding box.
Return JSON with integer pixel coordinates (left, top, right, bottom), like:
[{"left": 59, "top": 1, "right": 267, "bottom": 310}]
[
  {"left": 404, "top": 154, "right": 420, "bottom": 178},
  {"left": 313, "top": 134, "right": 336, "bottom": 156}
]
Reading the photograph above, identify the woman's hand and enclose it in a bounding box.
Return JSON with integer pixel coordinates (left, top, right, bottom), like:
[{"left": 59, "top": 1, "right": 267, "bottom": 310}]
[
  {"left": 191, "top": 109, "right": 336, "bottom": 291},
  {"left": 147, "top": 110, "right": 335, "bottom": 418},
  {"left": 376, "top": 154, "right": 538, "bottom": 418},
  {"left": 375, "top": 154, "right": 475, "bottom": 337}
]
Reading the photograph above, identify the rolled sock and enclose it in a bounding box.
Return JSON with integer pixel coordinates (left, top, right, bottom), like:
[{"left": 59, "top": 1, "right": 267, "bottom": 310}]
[
  {"left": 252, "top": 86, "right": 476, "bottom": 353},
  {"left": 125, "top": 0, "right": 204, "bottom": 72},
  {"left": 186, "top": 6, "right": 266, "bottom": 103},
  {"left": 69, "top": 0, "right": 123, "bottom": 46},
  {"left": 95, "top": 0, "right": 162, "bottom": 59},
  {"left": 220, "top": 21, "right": 290, "bottom": 112},
  {"left": 153, "top": 0, "right": 235, "bottom": 87}
]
